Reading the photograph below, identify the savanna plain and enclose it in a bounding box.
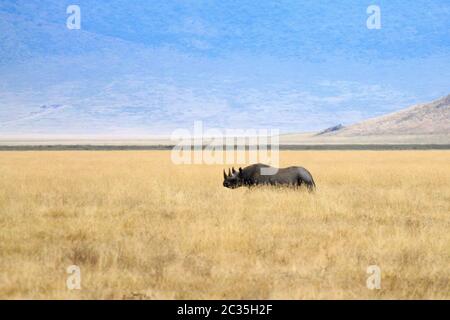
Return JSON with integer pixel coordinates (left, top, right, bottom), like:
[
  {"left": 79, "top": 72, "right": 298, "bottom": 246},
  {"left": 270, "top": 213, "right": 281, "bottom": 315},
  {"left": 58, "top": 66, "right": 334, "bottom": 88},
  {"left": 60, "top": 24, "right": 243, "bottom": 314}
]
[{"left": 0, "top": 150, "right": 449, "bottom": 299}]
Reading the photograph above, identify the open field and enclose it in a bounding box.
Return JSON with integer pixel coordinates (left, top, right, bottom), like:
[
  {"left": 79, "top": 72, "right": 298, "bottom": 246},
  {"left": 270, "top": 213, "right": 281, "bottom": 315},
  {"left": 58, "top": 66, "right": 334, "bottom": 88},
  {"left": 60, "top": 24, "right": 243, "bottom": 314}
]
[{"left": 0, "top": 151, "right": 449, "bottom": 299}]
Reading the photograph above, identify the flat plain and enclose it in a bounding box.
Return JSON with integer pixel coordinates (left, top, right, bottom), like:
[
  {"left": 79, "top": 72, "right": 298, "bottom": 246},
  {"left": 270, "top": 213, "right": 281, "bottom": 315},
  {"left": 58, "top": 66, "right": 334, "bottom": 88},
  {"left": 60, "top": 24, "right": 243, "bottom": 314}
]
[{"left": 0, "top": 150, "right": 449, "bottom": 299}]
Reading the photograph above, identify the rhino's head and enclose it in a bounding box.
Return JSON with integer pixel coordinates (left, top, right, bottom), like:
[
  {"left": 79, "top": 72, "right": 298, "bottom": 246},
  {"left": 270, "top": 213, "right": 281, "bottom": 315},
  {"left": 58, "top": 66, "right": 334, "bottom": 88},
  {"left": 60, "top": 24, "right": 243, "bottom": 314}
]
[{"left": 223, "top": 167, "right": 243, "bottom": 189}]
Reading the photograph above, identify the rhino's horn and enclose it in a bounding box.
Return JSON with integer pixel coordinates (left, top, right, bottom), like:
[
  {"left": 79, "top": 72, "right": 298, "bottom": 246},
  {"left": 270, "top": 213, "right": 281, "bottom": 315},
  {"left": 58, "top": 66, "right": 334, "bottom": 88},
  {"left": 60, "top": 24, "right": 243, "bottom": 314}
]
[
  {"left": 228, "top": 168, "right": 231, "bottom": 177},
  {"left": 232, "top": 167, "right": 236, "bottom": 174},
  {"left": 223, "top": 169, "right": 227, "bottom": 179}
]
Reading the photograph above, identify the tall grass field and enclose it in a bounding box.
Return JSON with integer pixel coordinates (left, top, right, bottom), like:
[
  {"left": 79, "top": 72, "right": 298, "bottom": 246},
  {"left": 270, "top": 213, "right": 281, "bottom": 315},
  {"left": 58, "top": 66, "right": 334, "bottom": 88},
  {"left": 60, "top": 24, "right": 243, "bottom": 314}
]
[{"left": 0, "top": 151, "right": 449, "bottom": 299}]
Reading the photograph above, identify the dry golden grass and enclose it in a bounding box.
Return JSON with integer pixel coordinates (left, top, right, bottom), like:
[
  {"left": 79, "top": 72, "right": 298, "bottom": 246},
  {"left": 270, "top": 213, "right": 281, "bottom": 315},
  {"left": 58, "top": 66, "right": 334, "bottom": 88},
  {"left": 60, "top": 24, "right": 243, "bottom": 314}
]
[{"left": 0, "top": 151, "right": 449, "bottom": 299}]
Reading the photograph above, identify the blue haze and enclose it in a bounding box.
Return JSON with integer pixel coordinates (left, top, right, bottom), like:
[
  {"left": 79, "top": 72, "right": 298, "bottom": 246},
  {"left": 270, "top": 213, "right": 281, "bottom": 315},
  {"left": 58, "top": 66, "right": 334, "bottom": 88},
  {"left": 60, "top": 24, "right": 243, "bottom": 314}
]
[{"left": 0, "top": 0, "right": 449, "bottom": 136}]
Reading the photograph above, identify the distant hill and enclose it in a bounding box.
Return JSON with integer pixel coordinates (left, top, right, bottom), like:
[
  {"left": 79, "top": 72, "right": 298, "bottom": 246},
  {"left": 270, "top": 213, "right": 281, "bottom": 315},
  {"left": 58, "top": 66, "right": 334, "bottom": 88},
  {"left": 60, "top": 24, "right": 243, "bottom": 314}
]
[
  {"left": 2, "top": 95, "right": 449, "bottom": 147},
  {"left": 279, "top": 94, "right": 450, "bottom": 145},
  {"left": 324, "top": 94, "right": 450, "bottom": 136}
]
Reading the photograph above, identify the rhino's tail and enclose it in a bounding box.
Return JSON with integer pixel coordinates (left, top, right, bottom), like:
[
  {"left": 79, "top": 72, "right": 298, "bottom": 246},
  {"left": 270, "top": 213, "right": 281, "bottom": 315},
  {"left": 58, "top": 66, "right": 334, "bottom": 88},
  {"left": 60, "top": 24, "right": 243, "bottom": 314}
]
[
  {"left": 297, "top": 167, "right": 316, "bottom": 192},
  {"left": 305, "top": 170, "right": 316, "bottom": 192},
  {"left": 307, "top": 176, "right": 316, "bottom": 192}
]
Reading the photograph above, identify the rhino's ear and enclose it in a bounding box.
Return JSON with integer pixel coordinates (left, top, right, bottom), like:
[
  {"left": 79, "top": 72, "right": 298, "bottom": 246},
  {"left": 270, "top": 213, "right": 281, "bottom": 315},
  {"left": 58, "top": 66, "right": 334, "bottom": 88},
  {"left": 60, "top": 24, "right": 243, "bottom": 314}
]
[
  {"left": 223, "top": 170, "right": 227, "bottom": 180},
  {"left": 228, "top": 168, "right": 231, "bottom": 177},
  {"left": 239, "top": 167, "right": 243, "bottom": 175},
  {"left": 232, "top": 167, "right": 236, "bottom": 174}
]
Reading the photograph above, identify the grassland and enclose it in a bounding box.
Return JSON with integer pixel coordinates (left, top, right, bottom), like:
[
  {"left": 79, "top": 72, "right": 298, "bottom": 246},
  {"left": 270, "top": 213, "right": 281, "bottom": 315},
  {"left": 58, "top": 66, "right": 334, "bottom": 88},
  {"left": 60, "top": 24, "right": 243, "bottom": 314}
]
[{"left": 0, "top": 151, "right": 449, "bottom": 299}]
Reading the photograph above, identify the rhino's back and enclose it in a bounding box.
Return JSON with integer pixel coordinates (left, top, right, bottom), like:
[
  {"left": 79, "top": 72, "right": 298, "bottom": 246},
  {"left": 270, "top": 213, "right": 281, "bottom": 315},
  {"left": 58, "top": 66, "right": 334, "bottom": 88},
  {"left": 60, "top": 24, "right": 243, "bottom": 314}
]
[
  {"left": 244, "top": 164, "right": 314, "bottom": 184},
  {"left": 241, "top": 163, "right": 272, "bottom": 181},
  {"left": 243, "top": 164, "right": 293, "bottom": 183}
]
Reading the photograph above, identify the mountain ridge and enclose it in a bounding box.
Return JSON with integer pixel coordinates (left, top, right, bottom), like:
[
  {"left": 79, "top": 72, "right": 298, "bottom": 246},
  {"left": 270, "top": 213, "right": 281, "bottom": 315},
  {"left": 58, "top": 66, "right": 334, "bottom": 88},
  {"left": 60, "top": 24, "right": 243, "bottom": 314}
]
[{"left": 322, "top": 94, "right": 450, "bottom": 136}]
